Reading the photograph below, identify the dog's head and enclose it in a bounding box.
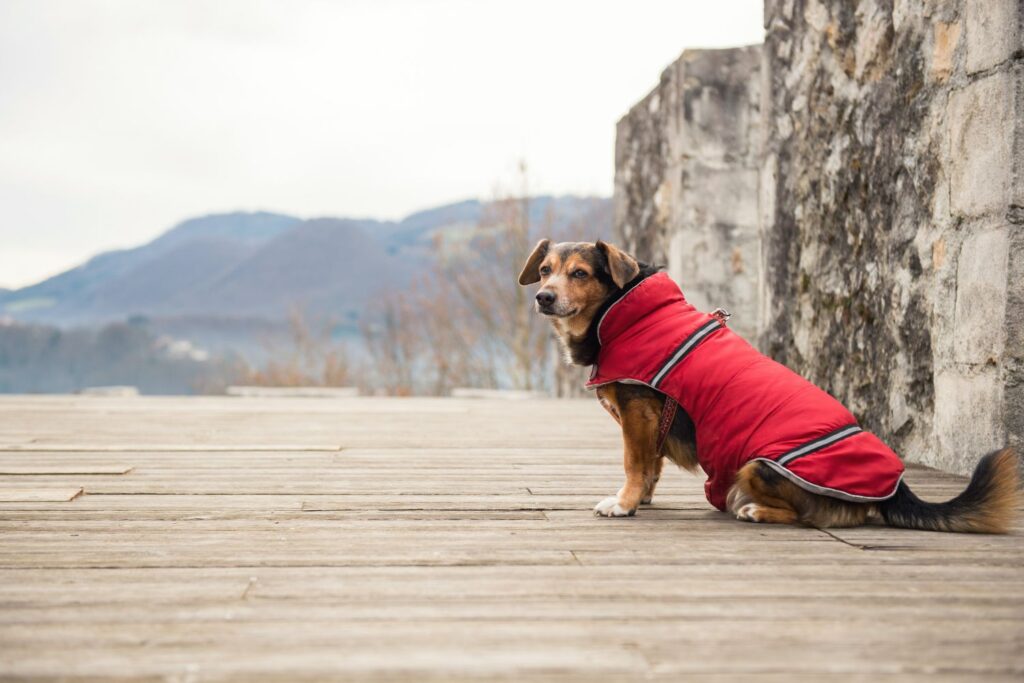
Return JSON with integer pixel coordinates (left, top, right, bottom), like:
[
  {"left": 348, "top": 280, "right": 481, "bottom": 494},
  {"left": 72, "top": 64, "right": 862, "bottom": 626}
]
[{"left": 517, "top": 239, "right": 640, "bottom": 336}]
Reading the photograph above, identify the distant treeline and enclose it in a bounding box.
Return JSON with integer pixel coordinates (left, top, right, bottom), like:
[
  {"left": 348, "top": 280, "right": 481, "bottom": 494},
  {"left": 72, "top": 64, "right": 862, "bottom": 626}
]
[{"left": 0, "top": 320, "right": 237, "bottom": 394}]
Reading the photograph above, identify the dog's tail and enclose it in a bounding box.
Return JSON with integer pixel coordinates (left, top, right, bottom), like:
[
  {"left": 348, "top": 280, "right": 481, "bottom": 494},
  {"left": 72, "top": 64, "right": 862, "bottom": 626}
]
[{"left": 877, "top": 447, "right": 1020, "bottom": 533}]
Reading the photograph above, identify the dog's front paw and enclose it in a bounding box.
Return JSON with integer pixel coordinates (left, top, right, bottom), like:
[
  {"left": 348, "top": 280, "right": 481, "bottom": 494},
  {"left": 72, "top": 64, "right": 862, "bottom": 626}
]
[{"left": 594, "top": 496, "right": 636, "bottom": 518}]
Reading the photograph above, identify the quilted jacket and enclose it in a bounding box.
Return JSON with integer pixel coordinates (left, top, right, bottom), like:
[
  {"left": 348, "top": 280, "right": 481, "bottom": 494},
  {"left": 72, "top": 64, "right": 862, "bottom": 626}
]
[{"left": 586, "top": 272, "right": 905, "bottom": 511}]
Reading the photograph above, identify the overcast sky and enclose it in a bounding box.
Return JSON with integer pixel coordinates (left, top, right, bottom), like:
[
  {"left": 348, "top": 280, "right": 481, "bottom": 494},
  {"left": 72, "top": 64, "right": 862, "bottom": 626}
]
[{"left": 0, "top": 0, "right": 763, "bottom": 289}]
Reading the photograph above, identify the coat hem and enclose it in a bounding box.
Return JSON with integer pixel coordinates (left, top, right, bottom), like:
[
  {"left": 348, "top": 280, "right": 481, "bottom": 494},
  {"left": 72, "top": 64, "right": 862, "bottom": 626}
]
[{"left": 753, "top": 457, "right": 903, "bottom": 503}]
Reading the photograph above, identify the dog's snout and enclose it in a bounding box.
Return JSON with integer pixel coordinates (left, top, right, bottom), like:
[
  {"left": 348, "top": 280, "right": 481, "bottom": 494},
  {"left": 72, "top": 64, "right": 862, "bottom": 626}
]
[{"left": 536, "top": 291, "right": 556, "bottom": 307}]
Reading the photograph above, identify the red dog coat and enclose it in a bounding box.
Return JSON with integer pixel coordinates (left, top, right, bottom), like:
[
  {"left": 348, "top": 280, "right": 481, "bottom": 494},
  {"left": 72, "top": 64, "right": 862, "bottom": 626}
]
[{"left": 586, "top": 272, "right": 904, "bottom": 511}]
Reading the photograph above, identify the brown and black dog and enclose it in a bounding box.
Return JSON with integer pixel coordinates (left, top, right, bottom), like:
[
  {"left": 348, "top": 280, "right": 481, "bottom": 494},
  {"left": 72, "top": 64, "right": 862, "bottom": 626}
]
[{"left": 519, "top": 239, "right": 1020, "bottom": 532}]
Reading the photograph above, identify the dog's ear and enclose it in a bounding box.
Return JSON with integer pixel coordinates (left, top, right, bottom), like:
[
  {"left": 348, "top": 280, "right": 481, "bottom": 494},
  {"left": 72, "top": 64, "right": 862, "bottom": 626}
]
[
  {"left": 596, "top": 240, "right": 640, "bottom": 288},
  {"left": 518, "top": 239, "right": 551, "bottom": 285}
]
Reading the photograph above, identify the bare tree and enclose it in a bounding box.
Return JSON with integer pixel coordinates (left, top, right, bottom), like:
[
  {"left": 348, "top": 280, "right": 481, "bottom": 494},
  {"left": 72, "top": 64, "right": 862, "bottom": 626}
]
[
  {"left": 236, "top": 309, "right": 357, "bottom": 388},
  {"left": 360, "top": 297, "right": 420, "bottom": 395},
  {"left": 361, "top": 162, "right": 608, "bottom": 395},
  {"left": 444, "top": 210, "right": 550, "bottom": 387}
]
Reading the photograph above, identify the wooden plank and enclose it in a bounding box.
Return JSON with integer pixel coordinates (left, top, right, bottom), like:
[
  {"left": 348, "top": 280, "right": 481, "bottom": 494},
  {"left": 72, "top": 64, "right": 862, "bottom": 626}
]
[
  {"left": 1, "top": 589, "right": 1021, "bottom": 622},
  {"left": 3, "top": 569, "right": 1022, "bottom": 601},
  {"left": 0, "top": 464, "right": 133, "bottom": 475},
  {"left": 0, "top": 487, "right": 82, "bottom": 502},
  {"left": 0, "top": 621, "right": 1020, "bottom": 679},
  {"left": 0, "top": 563, "right": 1020, "bottom": 585}
]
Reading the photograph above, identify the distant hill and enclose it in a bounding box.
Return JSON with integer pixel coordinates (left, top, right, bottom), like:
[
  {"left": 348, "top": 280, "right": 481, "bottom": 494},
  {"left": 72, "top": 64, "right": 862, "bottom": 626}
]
[
  {"left": 0, "top": 196, "right": 611, "bottom": 327},
  {"left": 1, "top": 211, "right": 301, "bottom": 324},
  {"left": 184, "top": 218, "right": 404, "bottom": 321}
]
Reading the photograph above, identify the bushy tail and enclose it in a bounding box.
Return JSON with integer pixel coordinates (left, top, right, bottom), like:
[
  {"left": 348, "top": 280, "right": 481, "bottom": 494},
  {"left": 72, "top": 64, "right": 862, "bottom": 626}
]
[{"left": 879, "top": 447, "right": 1020, "bottom": 534}]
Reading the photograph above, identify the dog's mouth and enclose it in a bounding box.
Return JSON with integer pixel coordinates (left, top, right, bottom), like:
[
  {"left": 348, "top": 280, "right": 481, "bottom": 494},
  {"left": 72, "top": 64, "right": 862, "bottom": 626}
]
[{"left": 538, "top": 305, "right": 578, "bottom": 318}]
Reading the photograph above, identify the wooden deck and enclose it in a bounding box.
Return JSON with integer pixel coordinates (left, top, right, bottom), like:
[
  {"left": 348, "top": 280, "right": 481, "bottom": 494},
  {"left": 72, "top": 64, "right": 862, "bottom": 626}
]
[{"left": 0, "top": 395, "right": 1021, "bottom": 681}]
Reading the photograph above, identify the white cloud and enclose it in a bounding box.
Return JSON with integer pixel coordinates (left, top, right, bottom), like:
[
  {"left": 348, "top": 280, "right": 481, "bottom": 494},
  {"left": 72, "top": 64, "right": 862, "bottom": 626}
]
[{"left": 0, "top": 0, "right": 763, "bottom": 288}]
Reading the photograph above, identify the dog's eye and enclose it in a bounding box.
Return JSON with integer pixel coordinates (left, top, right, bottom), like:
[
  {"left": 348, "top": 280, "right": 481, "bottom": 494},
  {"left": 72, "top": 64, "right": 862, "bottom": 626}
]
[
  {"left": 539, "top": 266, "right": 552, "bottom": 276},
  {"left": 572, "top": 269, "right": 588, "bottom": 279}
]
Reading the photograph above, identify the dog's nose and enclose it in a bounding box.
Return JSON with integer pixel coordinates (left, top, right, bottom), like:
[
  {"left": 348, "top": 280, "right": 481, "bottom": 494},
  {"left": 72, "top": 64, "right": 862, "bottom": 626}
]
[{"left": 536, "top": 291, "right": 556, "bottom": 307}]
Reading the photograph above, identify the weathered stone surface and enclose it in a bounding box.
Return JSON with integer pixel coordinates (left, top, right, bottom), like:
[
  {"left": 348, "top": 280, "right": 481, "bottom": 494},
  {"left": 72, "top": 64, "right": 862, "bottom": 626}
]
[
  {"left": 615, "top": 45, "right": 762, "bottom": 342},
  {"left": 948, "top": 71, "right": 1017, "bottom": 217},
  {"left": 1005, "top": 218, "right": 1024, "bottom": 457},
  {"left": 953, "top": 226, "right": 1008, "bottom": 366},
  {"left": 965, "top": 0, "right": 1022, "bottom": 74},
  {"left": 930, "top": 20, "right": 961, "bottom": 81},
  {"left": 760, "top": 0, "right": 1023, "bottom": 474},
  {"left": 614, "top": 1, "right": 1022, "bottom": 475},
  {"left": 761, "top": 0, "right": 942, "bottom": 463},
  {"left": 932, "top": 368, "right": 1006, "bottom": 471}
]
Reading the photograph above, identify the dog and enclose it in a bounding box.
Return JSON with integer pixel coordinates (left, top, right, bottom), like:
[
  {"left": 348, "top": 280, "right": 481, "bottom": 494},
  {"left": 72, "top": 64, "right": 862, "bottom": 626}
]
[{"left": 518, "top": 239, "right": 1020, "bottom": 533}]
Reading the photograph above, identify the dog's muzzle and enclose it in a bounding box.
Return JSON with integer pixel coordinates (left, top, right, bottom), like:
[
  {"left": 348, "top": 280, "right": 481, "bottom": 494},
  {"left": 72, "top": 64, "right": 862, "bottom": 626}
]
[{"left": 536, "top": 291, "right": 558, "bottom": 315}]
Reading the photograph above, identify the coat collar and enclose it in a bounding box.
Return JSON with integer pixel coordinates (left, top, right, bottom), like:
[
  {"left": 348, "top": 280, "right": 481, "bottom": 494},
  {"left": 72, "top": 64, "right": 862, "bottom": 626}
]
[{"left": 595, "top": 272, "right": 688, "bottom": 346}]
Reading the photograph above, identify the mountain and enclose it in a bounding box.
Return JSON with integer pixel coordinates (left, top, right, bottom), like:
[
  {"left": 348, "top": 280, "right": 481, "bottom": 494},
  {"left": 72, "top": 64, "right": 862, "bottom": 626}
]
[
  {"left": 0, "top": 196, "right": 612, "bottom": 327},
  {"left": 185, "top": 218, "right": 406, "bottom": 321},
  {"left": 1, "top": 212, "right": 300, "bottom": 324}
]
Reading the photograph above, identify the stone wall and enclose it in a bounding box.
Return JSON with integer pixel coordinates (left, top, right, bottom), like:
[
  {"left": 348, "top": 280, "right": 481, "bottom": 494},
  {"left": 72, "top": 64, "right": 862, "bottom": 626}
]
[
  {"left": 615, "top": 46, "right": 764, "bottom": 342},
  {"left": 614, "top": 0, "right": 1022, "bottom": 474},
  {"left": 761, "top": 0, "right": 1022, "bottom": 474}
]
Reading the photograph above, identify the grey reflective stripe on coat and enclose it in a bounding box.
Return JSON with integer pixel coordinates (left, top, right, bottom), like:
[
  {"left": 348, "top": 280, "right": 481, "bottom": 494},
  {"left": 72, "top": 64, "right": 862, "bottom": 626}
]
[
  {"left": 776, "top": 425, "right": 863, "bottom": 466},
  {"left": 650, "top": 320, "right": 721, "bottom": 388},
  {"left": 754, "top": 457, "right": 903, "bottom": 503}
]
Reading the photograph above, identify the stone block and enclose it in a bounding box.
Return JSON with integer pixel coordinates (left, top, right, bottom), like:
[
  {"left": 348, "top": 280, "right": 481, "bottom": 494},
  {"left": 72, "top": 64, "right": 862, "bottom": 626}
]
[
  {"left": 930, "top": 20, "right": 961, "bottom": 82},
  {"left": 1004, "top": 228, "right": 1024, "bottom": 455},
  {"left": 675, "top": 47, "right": 762, "bottom": 161},
  {"left": 953, "top": 226, "right": 1009, "bottom": 365},
  {"left": 667, "top": 219, "right": 760, "bottom": 326},
  {"left": 1005, "top": 228, "right": 1024, "bottom": 359},
  {"left": 933, "top": 368, "right": 1005, "bottom": 475},
  {"left": 948, "top": 72, "right": 1016, "bottom": 217},
  {"left": 965, "top": 0, "right": 1022, "bottom": 74},
  {"left": 677, "top": 163, "right": 760, "bottom": 229},
  {"left": 615, "top": 44, "right": 762, "bottom": 344}
]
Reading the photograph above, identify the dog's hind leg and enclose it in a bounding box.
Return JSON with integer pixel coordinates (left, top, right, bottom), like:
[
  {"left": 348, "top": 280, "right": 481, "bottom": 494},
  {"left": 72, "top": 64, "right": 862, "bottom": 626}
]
[
  {"left": 727, "top": 461, "right": 799, "bottom": 525},
  {"left": 733, "top": 501, "right": 800, "bottom": 524},
  {"left": 729, "top": 460, "right": 870, "bottom": 528}
]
